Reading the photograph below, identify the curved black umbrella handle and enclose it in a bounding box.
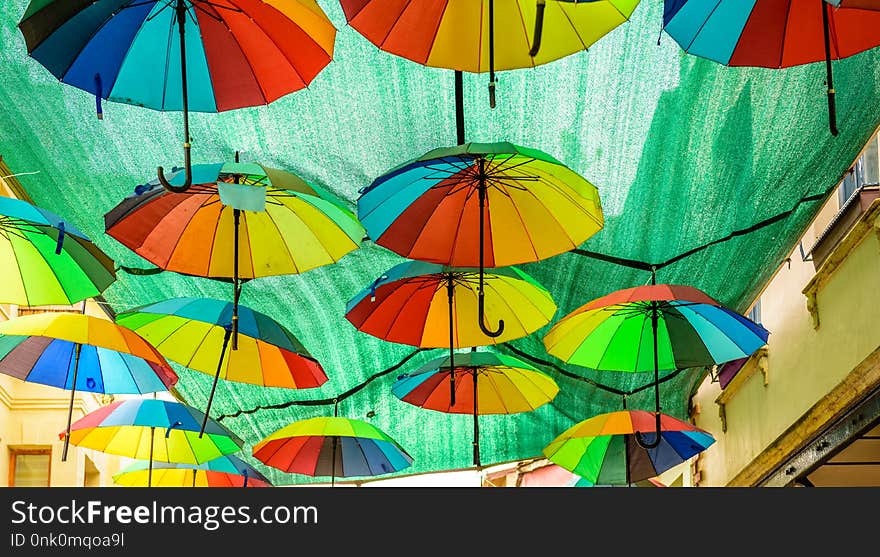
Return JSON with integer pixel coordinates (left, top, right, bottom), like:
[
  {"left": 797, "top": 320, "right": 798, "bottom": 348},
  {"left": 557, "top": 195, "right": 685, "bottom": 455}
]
[
  {"left": 478, "top": 289, "right": 504, "bottom": 337},
  {"left": 634, "top": 413, "right": 662, "bottom": 449},
  {"left": 157, "top": 144, "right": 192, "bottom": 193},
  {"left": 529, "top": 0, "right": 546, "bottom": 57}
]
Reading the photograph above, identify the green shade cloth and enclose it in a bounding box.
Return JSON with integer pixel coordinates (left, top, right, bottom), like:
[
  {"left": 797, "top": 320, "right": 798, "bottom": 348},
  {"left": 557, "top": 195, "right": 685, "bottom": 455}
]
[{"left": 1, "top": 1, "right": 878, "bottom": 484}]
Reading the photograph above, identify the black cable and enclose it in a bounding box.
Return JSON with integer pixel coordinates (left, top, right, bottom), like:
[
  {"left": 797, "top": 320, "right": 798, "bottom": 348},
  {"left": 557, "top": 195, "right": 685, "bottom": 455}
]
[
  {"left": 502, "top": 343, "right": 688, "bottom": 397},
  {"left": 571, "top": 184, "right": 839, "bottom": 271},
  {"left": 214, "top": 349, "right": 426, "bottom": 421}
]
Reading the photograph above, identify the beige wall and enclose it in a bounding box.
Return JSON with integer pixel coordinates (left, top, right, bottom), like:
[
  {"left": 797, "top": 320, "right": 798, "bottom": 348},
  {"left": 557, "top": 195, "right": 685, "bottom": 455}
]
[{"left": 692, "top": 191, "right": 880, "bottom": 485}]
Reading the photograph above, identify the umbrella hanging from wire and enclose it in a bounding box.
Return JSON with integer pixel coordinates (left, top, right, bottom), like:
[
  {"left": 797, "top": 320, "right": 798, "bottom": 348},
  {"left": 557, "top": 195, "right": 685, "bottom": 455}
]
[
  {"left": 113, "top": 454, "right": 272, "bottom": 488},
  {"left": 0, "top": 312, "right": 178, "bottom": 462},
  {"left": 662, "top": 0, "right": 880, "bottom": 135},
  {"left": 64, "top": 398, "right": 243, "bottom": 486},
  {"left": 252, "top": 406, "right": 413, "bottom": 487},
  {"left": 0, "top": 196, "right": 115, "bottom": 306},
  {"left": 392, "top": 351, "right": 559, "bottom": 467},
  {"left": 105, "top": 156, "right": 364, "bottom": 349},
  {"left": 116, "top": 297, "right": 328, "bottom": 436},
  {"left": 358, "top": 142, "right": 600, "bottom": 337},
  {"left": 340, "top": 0, "right": 638, "bottom": 106},
  {"left": 18, "top": 0, "right": 336, "bottom": 191},
  {"left": 543, "top": 270, "right": 768, "bottom": 448},
  {"left": 543, "top": 408, "right": 714, "bottom": 485},
  {"left": 345, "top": 260, "right": 556, "bottom": 406}
]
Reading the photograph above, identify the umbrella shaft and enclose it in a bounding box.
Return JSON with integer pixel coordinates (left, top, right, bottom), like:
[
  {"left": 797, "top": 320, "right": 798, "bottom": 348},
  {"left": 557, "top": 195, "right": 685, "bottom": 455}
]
[
  {"left": 148, "top": 426, "right": 155, "bottom": 488},
  {"left": 176, "top": 0, "right": 190, "bottom": 144},
  {"left": 455, "top": 71, "right": 465, "bottom": 145},
  {"left": 232, "top": 208, "right": 241, "bottom": 350},
  {"left": 61, "top": 344, "right": 82, "bottom": 463},
  {"left": 447, "top": 278, "right": 456, "bottom": 406},
  {"left": 473, "top": 367, "right": 480, "bottom": 468},
  {"left": 200, "top": 328, "right": 232, "bottom": 437}
]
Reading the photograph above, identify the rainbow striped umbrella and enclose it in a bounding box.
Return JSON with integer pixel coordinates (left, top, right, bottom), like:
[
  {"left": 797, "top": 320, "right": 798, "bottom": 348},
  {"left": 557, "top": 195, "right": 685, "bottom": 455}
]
[
  {"left": 663, "top": 0, "right": 880, "bottom": 135},
  {"left": 0, "top": 313, "right": 178, "bottom": 461},
  {"left": 392, "top": 351, "right": 559, "bottom": 467},
  {"left": 358, "top": 142, "right": 599, "bottom": 337},
  {"left": 340, "top": 0, "right": 639, "bottom": 105},
  {"left": 65, "top": 399, "right": 243, "bottom": 485},
  {"left": 544, "top": 280, "right": 767, "bottom": 448},
  {"left": 252, "top": 416, "right": 413, "bottom": 486},
  {"left": 543, "top": 410, "right": 714, "bottom": 485},
  {"left": 346, "top": 261, "right": 556, "bottom": 406},
  {"left": 0, "top": 196, "right": 115, "bottom": 306},
  {"left": 116, "top": 297, "right": 327, "bottom": 433},
  {"left": 105, "top": 160, "right": 364, "bottom": 348},
  {"left": 19, "top": 0, "right": 336, "bottom": 190},
  {"left": 113, "top": 455, "right": 272, "bottom": 488}
]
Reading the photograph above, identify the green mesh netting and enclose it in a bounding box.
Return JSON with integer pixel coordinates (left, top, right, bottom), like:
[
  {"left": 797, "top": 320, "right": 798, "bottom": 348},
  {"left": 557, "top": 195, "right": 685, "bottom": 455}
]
[{"left": 2, "top": 0, "right": 879, "bottom": 485}]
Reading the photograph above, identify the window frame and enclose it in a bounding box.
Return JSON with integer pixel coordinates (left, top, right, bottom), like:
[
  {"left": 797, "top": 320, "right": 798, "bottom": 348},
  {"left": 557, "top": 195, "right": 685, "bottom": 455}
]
[{"left": 9, "top": 448, "right": 52, "bottom": 487}]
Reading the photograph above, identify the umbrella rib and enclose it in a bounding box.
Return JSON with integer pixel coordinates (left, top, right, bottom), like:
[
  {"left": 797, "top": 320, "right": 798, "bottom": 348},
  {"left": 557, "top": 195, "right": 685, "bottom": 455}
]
[
  {"left": 206, "top": 5, "right": 269, "bottom": 104},
  {"left": 159, "top": 5, "right": 176, "bottom": 110},
  {"left": 556, "top": 1, "right": 590, "bottom": 53},
  {"left": 373, "top": 279, "right": 441, "bottom": 344},
  {"left": 262, "top": 204, "right": 304, "bottom": 275},
  {"left": 511, "top": 0, "right": 536, "bottom": 63},
  {"left": 777, "top": 0, "right": 794, "bottom": 69},
  {"left": 12, "top": 230, "right": 74, "bottom": 305},
  {"left": 682, "top": 0, "right": 724, "bottom": 55},
  {"left": 54, "top": 2, "right": 131, "bottom": 82},
  {"left": 225, "top": 0, "right": 312, "bottom": 88},
  {"left": 496, "top": 184, "right": 543, "bottom": 262}
]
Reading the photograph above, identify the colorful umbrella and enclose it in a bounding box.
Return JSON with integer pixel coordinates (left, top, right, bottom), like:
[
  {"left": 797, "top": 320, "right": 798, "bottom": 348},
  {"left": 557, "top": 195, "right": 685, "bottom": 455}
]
[
  {"left": 113, "top": 455, "right": 272, "bottom": 488},
  {"left": 340, "top": 0, "right": 639, "bottom": 105},
  {"left": 0, "top": 313, "right": 178, "bottom": 461},
  {"left": 543, "top": 409, "right": 714, "bottom": 485},
  {"left": 358, "top": 142, "right": 601, "bottom": 336},
  {"left": 252, "top": 415, "right": 413, "bottom": 486},
  {"left": 662, "top": 0, "right": 880, "bottom": 135},
  {"left": 346, "top": 260, "right": 556, "bottom": 405},
  {"left": 543, "top": 274, "right": 768, "bottom": 446},
  {"left": 105, "top": 158, "right": 364, "bottom": 347},
  {"left": 392, "top": 351, "right": 559, "bottom": 467},
  {"left": 64, "top": 398, "right": 243, "bottom": 485},
  {"left": 18, "top": 0, "right": 336, "bottom": 190},
  {"left": 0, "top": 196, "right": 115, "bottom": 306},
  {"left": 116, "top": 297, "right": 328, "bottom": 434}
]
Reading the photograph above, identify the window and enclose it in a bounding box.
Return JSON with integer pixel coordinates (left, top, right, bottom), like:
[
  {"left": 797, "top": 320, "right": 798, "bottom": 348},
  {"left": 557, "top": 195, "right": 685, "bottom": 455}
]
[
  {"left": 747, "top": 299, "right": 762, "bottom": 325},
  {"left": 9, "top": 448, "right": 51, "bottom": 487},
  {"left": 838, "top": 157, "right": 864, "bottom": 207}
]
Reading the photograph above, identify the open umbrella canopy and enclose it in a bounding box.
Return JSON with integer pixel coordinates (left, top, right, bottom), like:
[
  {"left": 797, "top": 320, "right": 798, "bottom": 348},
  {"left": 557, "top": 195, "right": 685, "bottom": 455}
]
[
  {"left": 113, "top": 455, "right": 272, "bottom": 488},
  {"left": 105, "top": 162, "right": 364, "bottom": 279},
  {"left": 0, "top": 196, "right": 115, "bottom": 306},
  {"left": 663, "top": 0, "right": 880, "bottom": 67},
  {"left": 252, "top": 416, "right": 413, "bottom": 480},
  {"left": 393, "top": 352, "right": 559, "bottom": 415},
  {"left": 346, "top": 261, "right": 557, "bottom": 348},
  {"left": 357, "top": 142, "right": 603, "bottom": 268},
  {"left": 340, "top": 0, "right": 640, "bottom": 72},
  {"left": 116, "top": 297, "right": 326, "bottom": 389},
  {"left": 0, "top": 312, "right": 177, "bottom": 394},
  {"left": 543, "top": 283, "right": 769, "bottom": 371},
  {"left": 18, "top": 0, "right": 336, "bottom": 113},
  {"left": 65, "top": 399, "right": 242, "bottom": 464},
  {"left": 543, "top": 409, "right": 714, "bottom": 484}
]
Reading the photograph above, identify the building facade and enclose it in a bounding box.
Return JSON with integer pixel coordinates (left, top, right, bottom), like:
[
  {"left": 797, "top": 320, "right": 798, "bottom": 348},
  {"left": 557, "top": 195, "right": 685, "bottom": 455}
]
[{"left": 691, "top": 133, "right": 880, "bottom": 487}]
